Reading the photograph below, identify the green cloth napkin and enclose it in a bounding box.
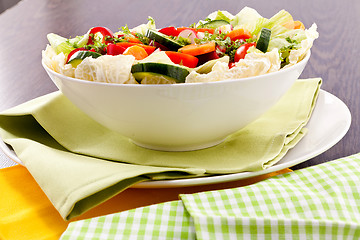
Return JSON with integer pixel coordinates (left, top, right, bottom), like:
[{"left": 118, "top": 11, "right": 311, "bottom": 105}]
[
  {"left": 60, "top": 153, "right": 360, "bottom": 239},
  {"left": 0, "top": 78, "right": 321, "bottom": 220}
]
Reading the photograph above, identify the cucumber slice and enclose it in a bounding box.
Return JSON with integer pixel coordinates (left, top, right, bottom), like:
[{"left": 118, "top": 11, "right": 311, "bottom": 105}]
[
  {"left": 132, "top": 72, "right": 177, "bottom": 84},
  {"left": 68, "top": 51, "right": 102, "bottom": 67},
  {"left": 146, "top": 29, "right": 184, "bottom": 51},
  {"left": 67, "top": 59, "right": 83, "bottom": 68},
  {"left": 256, "top": 28, "right": 271, "bottom": 53},
  {"left": 131, "top": 63, "right": 190, "bottom": 83},
  {"left": 202, "top": 20, "right": 230, "bottom": 29}
]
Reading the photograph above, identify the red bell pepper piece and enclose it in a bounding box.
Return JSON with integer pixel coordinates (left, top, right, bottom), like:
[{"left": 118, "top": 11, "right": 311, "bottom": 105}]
[
  {"left": 107, "top": 43, "right": 126, "bottom": 55},
  {"left": 158, "top": 27, "right": 180, "bottom": 36},
  {"left": 165, "top": 51, "right": 199, "bottom": 68}
]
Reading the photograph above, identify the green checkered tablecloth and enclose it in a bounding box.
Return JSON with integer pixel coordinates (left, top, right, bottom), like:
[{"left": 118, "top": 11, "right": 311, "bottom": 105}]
[{"left": 60, "top": 153, "right": 360, "bottom": 239}]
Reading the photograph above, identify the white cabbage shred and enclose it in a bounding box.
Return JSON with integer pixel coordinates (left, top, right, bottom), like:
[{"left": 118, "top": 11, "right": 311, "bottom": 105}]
[
  {"left": 186, "top": 49, "right": 281, "bottom": 83},
  {"left": 74, "top": 55, "right": 138, "bottom": 84},
  {"left": 287, "top": 23, "right": 319, "bottom": 67},
  {"left": 42, "top": 45, "right": 75, "bottom": 78}
]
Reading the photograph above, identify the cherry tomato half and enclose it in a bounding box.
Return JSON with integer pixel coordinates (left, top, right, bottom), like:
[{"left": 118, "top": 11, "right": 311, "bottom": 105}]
[{"left": 234, "top": 42, "right": 256, "bottom": 62}]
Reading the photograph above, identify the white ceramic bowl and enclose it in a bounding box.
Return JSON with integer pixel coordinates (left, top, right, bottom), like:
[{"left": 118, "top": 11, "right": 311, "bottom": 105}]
[{"left": 42, "top": 51, "right": 310, "bottom": 151}]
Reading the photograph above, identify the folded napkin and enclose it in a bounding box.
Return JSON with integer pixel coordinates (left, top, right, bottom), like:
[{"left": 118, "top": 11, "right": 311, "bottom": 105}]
[
  {"left": 0, "top": 165, "right": 289, "bottom": 240},
  {"left": 60, "top": 153, "right": 360, "bottom": 239},
  {"left": 0, "top": 78, "right": 321, "bottom": 220}
]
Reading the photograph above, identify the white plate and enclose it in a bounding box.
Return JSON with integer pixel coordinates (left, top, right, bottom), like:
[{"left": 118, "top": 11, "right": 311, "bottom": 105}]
[{"left": 0, "top": 90, "right": 351, "bottom": 188}]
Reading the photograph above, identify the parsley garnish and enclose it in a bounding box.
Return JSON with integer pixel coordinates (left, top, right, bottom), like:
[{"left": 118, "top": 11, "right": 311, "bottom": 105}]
[
  {"left": 279, "top": 37, "right": 300, "bottom": 68},
  {"left": 147, "top": 16, "right": 155, "bottom": 25},
  {"left": 121, "top": 25, "right": 131, "bottom": 35},
  {"left": 193, "top": 30, "right": 256, "bottom": 61}
]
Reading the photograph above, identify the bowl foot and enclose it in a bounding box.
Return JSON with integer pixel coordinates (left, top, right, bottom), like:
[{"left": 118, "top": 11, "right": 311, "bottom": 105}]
[{"left": 131, "top": 138, "right": 226, "bottom": 152}]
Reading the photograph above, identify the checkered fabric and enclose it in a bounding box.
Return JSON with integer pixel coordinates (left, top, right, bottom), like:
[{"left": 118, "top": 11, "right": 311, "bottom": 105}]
[
  {"left": 60, "top": 153, "right": 360, "bottom": 239},
  {"left": 60, "top": 201, "right": 195, "bottom": 240}
]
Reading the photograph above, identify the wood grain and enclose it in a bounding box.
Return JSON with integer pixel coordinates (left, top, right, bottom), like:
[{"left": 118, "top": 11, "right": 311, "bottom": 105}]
[{"left": 0, "top": 0, "right": 359, "bottom": 169}]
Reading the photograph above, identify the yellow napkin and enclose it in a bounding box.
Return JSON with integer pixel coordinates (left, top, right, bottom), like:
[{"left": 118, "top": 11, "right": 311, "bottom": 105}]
[
  {"left": 0, "top": 78, "right": 321, "bottom": 220},
  {"left": 0, "top": 165, "right": 290, "bottom": 240}
]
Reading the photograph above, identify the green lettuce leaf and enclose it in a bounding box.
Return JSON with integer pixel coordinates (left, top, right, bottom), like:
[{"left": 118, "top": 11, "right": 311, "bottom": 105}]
[
  {"left": 252, "top": 9, "right": 294, "bottom": 37},
  {"left": 206, "top": 10, "right": 234, "bottom": 21},
  {"left": 231, "top": 7, "right": 294, "bottom": 38},
  {"left": 214, "top": 10, "right": 232, "bottom": 22},
  {"left": 129, "top": 16, "right": 156, "bottom": 35},
  {"left": 230, "top": 7, "right": 263, "bottom": 33},
  {"left": 268, "top": 29, "right": 307, "bottom": 51},
  {"left": 47, "top": 33, "right": 89, "bottom": 55}
]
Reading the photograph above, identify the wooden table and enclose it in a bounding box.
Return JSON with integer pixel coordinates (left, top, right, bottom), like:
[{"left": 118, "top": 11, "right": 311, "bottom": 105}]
[{"left": 0, "top": 0, "right": 359, "bottom": 170}]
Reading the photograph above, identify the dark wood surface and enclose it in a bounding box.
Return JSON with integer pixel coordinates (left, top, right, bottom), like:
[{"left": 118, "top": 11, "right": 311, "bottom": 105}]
[{"left": 0, "top": 0, "right": 359, "bottom": 169}]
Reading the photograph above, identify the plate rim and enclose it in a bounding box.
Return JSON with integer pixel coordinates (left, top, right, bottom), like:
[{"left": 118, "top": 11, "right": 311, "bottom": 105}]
[
  {"left": 0, "top": 89, "right": 351, "bottom": 188},
  {"left": 133, "top": 89, "right": 351, "bottom": 187}
]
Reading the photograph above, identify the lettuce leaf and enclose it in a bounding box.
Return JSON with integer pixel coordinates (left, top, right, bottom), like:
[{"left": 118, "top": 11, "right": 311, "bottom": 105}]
[
  {"left": 129, "top": 17, "right": 156, "bottom": 35},
  {"left": 230, "top": 7, "right": 263, "bottom": 33},
  {"left": 231, "top": 7, "right": 294, "bottom": 38},
  {"left": 47, "top": 33, "right": 89, "bottom": 55},
  {"left": 206, "top": 10, "right": 234, "bottom": 22},
  {"left": 252, "top": 9, "right": 294, "bottom": 37}
]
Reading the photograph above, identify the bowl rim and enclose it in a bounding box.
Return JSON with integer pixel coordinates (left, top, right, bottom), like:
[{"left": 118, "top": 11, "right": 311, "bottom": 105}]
[{"left": 42, "top": 50, "right": 311, "bottom": 88}]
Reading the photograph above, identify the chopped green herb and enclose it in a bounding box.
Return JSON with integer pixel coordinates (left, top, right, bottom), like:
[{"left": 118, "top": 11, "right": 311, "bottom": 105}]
[
  {"left": 279, "top": 37, "right": 299, "bottom": 68},
  {"left": 121, "top": 25, "right": 131, "bottom": 35},
  {"left": 135, "top": 33, "right": 150, "bottom": 45},
  {"left": 175, "top": 36, "right": 191, "bottom": 45},
  {"left": 147, "top": 16, "right": 155, "bottom": 25}
]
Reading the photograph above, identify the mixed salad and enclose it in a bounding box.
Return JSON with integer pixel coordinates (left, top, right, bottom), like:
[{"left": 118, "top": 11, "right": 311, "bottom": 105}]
[{"left": 42, "top": 7, "right": 318, "bottom": 84}]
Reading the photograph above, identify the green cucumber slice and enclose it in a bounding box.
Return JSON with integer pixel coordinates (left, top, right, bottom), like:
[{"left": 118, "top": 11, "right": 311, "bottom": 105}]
[
  {"left": 132, "top": 72, "right": 177, "bottom": 84},
  {"left": 67, "top": 59, "right": 83, "bottom": 68},
  {"left": 68, "top": 51, "right": 102, "bottom": 67},
  {"left": 131, "top": 63, "right": 190, "bottom": 83},
  {"left": 202, "top": 20, "right": 230, "bottom": 29},
  {"left": 146, "top": 29, "right": 184, "bottom": 51},
  {"left": 256, "top": 28, "right": 271, "bottom": 53}
]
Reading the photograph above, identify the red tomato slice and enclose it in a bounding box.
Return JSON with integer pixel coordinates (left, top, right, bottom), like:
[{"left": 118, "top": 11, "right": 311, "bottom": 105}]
[
  {"left": 234, "top": 43, "right": 256, "bottom": 62},
  {"left": 88, "top": 26, "right": 114, "bottom": 45},
  {"left": 228, "top": 62, "right": 236, "bottom": 69},
  {"left": 66, "top": 48, "right": 97, "bottom": 63},
  {"left": 165, "top": 51, "right": 199, "bottom": 68},
  {"left": 66, "top": 48, "right": 86, "bottom": 63}
]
